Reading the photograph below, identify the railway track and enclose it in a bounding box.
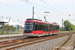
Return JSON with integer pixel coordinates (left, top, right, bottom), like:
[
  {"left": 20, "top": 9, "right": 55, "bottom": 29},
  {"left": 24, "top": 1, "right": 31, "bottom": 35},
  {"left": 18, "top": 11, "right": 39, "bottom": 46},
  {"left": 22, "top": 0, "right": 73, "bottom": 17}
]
[
  {"left": 0, "top": 32, "right": 70, "bottom": 41},
  {"left": 0, "top": 32, "right": 73, "bottom": 40},
  {"left": 0, "top": 36, "right": 26, "bottom": 40},
  {"left": 53, "top": 33, "right": 75, "bottom": 50},
  {"left": 0, "top": 33, "right": 69, "bottom": 50},
  {"left": 0, "top": 32, "right": 74, "bottom": 50}
]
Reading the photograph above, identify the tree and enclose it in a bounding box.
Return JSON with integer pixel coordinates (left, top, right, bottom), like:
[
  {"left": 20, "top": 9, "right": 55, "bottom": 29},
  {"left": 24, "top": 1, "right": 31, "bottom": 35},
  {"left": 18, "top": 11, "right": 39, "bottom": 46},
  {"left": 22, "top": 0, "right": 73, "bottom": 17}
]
[
  {"left": 4, "top": 24, "right": 15, "bottom": 31},
  {"left": 4, "top": 24, "right": 9, "bottom": 31},
  {"left": 64, "top": 20, "right": 74, "bottom": 31},
  {"left": 9, "top": 25, "right": 15, "bottom": 31}
]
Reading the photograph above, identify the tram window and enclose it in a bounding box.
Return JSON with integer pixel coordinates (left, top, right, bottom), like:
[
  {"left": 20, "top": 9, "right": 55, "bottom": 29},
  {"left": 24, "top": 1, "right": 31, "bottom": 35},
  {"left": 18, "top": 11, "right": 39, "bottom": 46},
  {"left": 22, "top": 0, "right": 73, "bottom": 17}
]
[
  {"left": 46, "top": 24, "right": 48, "bottom": 31},
  {"left": 56, "top": 26, "right": 58, "bottom": 30},
  {"left": 52, "top": 25, "right": 55, "bottom": 31},
  {"left": 55, "top": 25, "right": 56, "bottom": 31},
  {"left": 43, "top": 24, "right": 45, "bottom": 31},
  {"left": 45, "top": 24, "right": 47, "bottom": 31},
  {"left": 34, "top": 23, "right": 43, "bottom": 30},
  {"left": 35, "top": 23, "right": 38, "bottom": 30},
  {"left": 55, "top": 26, "right": 57, "bottom": 31},
  {"left": 44, "top": 24, "right": 46, "bottom": 31},
  {"left": 53, "top": 25, "right": 55, "bottom": 31},
  {"left": 54, "top": 25, "right": 57, "bottom": 31},
  {"left": 38, "top": 23, "right": 40, "bottom": 30},
  {"left": 51, "top": 25, "right": 53, "bottom": 31},
  {"left": 39, "top": 23, "right": 43, "bottom": 30},
  {"left": 43, "top": 24, "right": 48, "bottom": 31},
  {"left": 25, "top": 22, "right": 33, "bottom": 30},
  {"left": 50, "top": 25, "right": 52, "bottom": 31},
  {"left": 54, "top": 25, "right": 56, "bottom": 31},
  {"left": 48, "top": 24, "right": 50, "bottom": 31},
  {"left": 57, "top": 26, "right": 59, "bottom": 30},
  {"left": 55, "top": 25, "right": 59, "bottom": 31}
]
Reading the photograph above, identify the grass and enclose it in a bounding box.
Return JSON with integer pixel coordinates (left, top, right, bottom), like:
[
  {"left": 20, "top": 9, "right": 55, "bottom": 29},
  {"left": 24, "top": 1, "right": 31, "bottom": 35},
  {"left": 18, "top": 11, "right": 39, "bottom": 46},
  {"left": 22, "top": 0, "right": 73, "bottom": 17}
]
[
  {"left": 3, "top": 30, "right": 23, "bottom": 35},
  {"left": 59, "top": 31, "right": 70, "bottom": 33}
]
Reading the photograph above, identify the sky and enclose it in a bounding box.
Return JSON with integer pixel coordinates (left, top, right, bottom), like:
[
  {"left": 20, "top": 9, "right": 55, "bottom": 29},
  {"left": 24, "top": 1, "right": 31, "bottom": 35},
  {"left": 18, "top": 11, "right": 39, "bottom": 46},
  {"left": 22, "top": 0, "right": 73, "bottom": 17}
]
[{"left": 0, "top": 0, "right": 75, "bottom": 27}]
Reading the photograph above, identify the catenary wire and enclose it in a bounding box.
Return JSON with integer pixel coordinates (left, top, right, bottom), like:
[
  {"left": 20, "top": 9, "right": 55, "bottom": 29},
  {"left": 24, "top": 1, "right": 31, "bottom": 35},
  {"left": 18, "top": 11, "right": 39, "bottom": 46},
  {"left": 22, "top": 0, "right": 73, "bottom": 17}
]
[
  {"left": 53, "top": 0, "right": 70, "bottom": 11},
  {"left": 21, "top": 1, "right": 48, "bottom": 12},
  {"left": 41, "top": 0, "right": 67, "bottom": 16},
  {"left": 0, "top": 3, "right": 31, "bottom": 12},
  {"left": 27, "top": 1, "right": 54, "bottom": 11}
]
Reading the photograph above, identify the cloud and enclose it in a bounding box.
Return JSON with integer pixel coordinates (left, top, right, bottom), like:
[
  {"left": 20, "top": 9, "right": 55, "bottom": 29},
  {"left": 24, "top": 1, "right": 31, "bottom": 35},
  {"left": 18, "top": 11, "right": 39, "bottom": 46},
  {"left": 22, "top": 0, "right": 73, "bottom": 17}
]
[{"left": 0, "top": 0, "right": 16, "bottom": 4}]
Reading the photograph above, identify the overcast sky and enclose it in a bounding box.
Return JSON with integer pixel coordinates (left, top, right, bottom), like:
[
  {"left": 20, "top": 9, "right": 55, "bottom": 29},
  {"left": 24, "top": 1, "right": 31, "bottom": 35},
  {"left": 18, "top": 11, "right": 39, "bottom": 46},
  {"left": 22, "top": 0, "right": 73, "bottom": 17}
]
[{"left": 0, "top": 0, "right": 75, "bottom": 27}]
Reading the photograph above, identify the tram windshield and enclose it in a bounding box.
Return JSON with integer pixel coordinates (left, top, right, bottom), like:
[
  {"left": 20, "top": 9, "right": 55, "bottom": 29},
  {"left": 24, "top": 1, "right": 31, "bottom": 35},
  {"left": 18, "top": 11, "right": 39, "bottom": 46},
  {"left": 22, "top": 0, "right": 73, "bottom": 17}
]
[{"left": 24, "top": 22, "right": 33, "bottom": 30}]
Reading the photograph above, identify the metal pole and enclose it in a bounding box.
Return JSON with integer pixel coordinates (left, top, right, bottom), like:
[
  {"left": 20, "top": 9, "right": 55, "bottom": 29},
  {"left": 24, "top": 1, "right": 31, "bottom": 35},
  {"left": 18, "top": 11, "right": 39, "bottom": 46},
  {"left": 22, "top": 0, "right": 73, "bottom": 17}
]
[
  {"left": 44, "top": 16, "right": 46, "bottom": 22},
  {"left": 73, "top": 0, "right": 74, "bottom": 16},
  {"left": 62, "top": 19, "right": 63, "bottom": 31},
  {"left": 32, "top": 6, "right": 34, "bottom": 19},
  {"left": 2, "top": 23, "right": 3, "bottom": 35}
]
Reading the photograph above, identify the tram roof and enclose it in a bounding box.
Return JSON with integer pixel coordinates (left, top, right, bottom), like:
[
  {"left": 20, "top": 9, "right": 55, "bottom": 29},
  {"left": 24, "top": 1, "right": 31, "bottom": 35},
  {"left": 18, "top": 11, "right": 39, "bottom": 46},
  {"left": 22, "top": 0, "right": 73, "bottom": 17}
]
[
  {"left": 26, "top": 19, "right": 52, "bottom": 24},
  {"left": 25, "top": 19, "right": 59, "bottom": 26}
]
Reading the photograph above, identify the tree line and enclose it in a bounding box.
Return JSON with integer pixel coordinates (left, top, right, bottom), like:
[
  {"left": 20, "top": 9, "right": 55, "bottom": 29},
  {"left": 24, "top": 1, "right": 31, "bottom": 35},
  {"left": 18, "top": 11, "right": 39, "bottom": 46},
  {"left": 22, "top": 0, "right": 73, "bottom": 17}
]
[
  {"left": 3, "top": 20, "right": 75, "bottom": 32},
  {"left": 64, "top": 20, "right": 75, "bottom": 31},
  {"left": 4, "top": 24, "right": 15, "bottom": 31}
]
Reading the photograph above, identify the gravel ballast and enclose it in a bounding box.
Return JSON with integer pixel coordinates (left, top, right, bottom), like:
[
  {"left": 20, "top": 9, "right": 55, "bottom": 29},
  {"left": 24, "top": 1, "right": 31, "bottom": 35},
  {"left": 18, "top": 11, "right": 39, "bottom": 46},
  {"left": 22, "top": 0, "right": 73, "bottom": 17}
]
[{"left": 13, "top": 36, "right": 69, "bottom": 50}]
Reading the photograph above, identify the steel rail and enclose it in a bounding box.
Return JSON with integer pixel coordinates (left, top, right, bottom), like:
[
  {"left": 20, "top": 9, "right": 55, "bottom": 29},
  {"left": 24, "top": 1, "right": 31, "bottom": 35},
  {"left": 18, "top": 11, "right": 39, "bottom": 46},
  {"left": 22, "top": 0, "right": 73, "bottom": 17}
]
[
  {"left": 53, "top": 34, "right": 72, "bottom": 50},
  {"left": 5, "top": 34, "right": 69, "bottom": 50}
]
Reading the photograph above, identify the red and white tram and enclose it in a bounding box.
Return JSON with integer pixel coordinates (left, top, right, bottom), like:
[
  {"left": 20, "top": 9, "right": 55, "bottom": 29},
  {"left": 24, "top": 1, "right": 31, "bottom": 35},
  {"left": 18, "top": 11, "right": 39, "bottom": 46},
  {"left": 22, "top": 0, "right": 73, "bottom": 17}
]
[{"left": 23, "top": 19, "right": 59, "bottom": 37}]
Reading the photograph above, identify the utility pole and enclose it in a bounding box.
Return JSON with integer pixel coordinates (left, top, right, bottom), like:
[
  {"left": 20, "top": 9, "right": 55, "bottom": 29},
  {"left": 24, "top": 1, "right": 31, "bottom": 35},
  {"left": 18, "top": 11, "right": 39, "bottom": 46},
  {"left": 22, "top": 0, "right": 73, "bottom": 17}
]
[
  {"left": 32, "top": 6, "right": 34, "bottom": 19},
  {"left": 62, "top": 19, "right": 63, "bottom": 31}
]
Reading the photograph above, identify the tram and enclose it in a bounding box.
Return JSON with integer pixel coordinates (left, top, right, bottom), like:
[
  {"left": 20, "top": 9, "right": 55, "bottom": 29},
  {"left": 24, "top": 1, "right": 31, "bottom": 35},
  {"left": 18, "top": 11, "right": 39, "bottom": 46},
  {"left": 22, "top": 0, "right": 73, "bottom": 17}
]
[{"left": 23, "top": 19, "right": 59, "bottom": 37}]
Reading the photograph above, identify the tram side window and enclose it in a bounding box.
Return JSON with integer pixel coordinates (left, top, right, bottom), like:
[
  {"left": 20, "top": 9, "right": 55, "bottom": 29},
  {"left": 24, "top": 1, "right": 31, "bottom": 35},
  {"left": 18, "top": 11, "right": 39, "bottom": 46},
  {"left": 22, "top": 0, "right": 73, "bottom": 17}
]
[
  {"left": 55, "top": 26, "right": 57, "bottom": 31},
  {"left": 56, "top": 26, "right": 59, "bottom": 30},
  {"left": 53, "top": 25, "right": 55, "bottom": 31},
  {"left": 43, "top": 24, "right": 47, "bottom": 31},
  {"left": 35, "top": 23, "right": 38, "bottom": 30},
  {"left": 51, "top": 25, "right": 53, "bottom": 31},
  {"left": 56, "top": 26, "right": 58, "bottom": 30},
  {"left": 43, "top": 24, "right": 51, "bottom": 32},
  {"left": 43, "top": 24, "right": 45, "bottom": 31},
  {"left": 50, "top": 25, "right": 52, "bottom": 31},
  {"left": 48, "top": 24, "right": 50, "bottom": 31},
  {"left": 47, "top": 24, "right": 49, "bottom": 31},
  {"left": 38, "top": 23, "right": 43, "bottom": 30},
  {"left": 34, "top": 23, "right": 43, "bottom": 30},
  {"left": 46, "top": 24, "right": 48, "bottom": 31},
  {"left": 38, "top": 23, "right": 40, "bottom": 30},
  {"left": 55, "top": 25, "right": 57, "bottom": 31},
  {"left": 54, "top": 25, "right": 57, "bottom": 31},
  {"left": 54, "top": 25, "right": 56, "bottom": 31}
]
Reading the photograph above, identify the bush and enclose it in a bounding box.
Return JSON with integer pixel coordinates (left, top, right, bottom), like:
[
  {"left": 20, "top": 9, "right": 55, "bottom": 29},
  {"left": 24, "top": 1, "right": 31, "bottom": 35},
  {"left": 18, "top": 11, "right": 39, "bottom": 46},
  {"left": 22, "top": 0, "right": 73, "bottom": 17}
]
[{"left": 4, "top": 31, "right": 8, "bottom": 35}]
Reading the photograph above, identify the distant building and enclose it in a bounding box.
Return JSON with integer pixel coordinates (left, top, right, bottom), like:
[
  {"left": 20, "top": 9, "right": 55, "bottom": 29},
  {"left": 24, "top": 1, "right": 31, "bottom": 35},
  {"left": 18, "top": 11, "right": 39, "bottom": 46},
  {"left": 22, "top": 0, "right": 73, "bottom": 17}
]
[
  {"left": 0, "top": 18, "right": 24, "bottom": 30},
  {"left": 7, "top": 20, "right": 24, "bottom": 30}
]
